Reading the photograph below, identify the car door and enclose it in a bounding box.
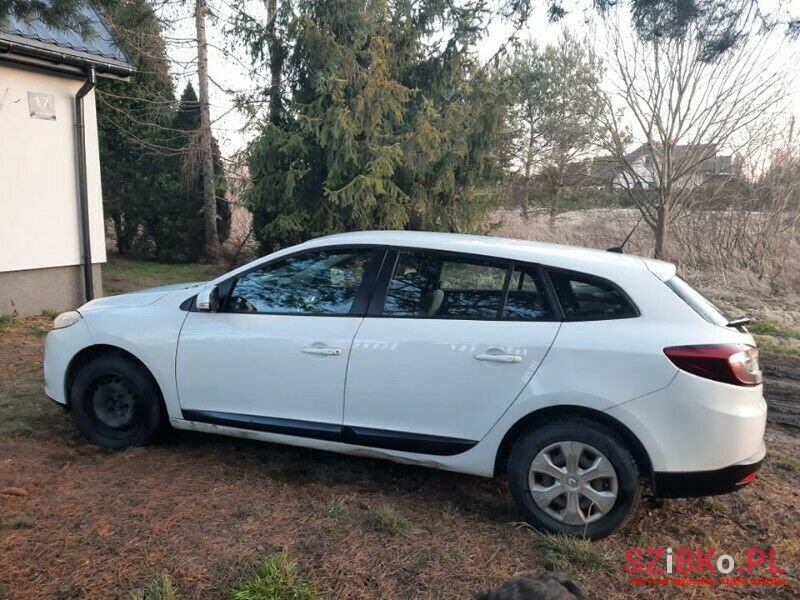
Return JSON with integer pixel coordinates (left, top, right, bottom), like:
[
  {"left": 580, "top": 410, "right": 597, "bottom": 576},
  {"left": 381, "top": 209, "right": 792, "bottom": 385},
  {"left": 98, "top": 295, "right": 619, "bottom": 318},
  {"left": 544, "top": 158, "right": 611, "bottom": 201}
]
[
  {"left": 176, "top": 246, "right": 382, "bottom": 436},
  {"left": 343, "top": 249, "right": 561, "bottom": 451}
]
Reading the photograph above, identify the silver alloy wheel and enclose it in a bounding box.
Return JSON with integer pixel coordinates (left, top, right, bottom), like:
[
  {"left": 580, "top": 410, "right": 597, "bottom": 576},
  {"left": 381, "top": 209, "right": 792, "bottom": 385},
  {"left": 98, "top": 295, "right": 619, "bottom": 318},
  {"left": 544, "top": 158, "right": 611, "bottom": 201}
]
[{"left": 528, "top": 441, "right": 619, "bottom": 525}]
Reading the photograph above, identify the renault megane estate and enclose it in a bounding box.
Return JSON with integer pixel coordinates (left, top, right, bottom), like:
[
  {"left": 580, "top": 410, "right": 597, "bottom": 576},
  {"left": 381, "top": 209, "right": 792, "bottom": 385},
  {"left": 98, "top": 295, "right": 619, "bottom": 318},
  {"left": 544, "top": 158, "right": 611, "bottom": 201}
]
[{"left": 44, "top": 231, "right": 766, "bottom": 538}]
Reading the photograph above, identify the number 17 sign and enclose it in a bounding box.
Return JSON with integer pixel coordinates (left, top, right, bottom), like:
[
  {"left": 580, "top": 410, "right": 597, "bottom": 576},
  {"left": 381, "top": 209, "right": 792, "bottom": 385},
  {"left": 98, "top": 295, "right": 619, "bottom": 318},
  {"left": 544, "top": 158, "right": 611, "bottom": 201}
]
[{"left": 28, "top": 92, "right": 56, "bottom": 121}]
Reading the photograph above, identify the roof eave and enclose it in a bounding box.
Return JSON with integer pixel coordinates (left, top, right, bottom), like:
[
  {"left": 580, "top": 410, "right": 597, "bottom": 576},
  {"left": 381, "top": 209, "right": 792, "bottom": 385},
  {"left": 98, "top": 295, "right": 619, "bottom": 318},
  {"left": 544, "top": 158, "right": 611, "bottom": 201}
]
[{"left": 0, "top": 33, "right": 133, "bottom": 79}]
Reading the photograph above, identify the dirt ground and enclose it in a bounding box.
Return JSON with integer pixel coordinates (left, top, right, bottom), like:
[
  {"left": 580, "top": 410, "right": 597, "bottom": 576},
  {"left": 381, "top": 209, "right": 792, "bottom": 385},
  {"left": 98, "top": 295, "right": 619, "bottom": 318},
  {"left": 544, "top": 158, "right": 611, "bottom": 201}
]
[{"left": 2, "top": 263, "right": 800, "bottom": 599}]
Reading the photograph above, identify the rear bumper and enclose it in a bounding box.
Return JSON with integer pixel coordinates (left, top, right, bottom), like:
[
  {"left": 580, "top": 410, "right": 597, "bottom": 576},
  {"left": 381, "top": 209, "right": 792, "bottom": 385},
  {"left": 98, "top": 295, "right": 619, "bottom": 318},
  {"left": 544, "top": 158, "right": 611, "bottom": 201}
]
[
  {"left": 651, "top": 441, "right": 766, "bottom": 498},
  {"left": 605, "top": 371, "right": 767, "bottom": 472}
]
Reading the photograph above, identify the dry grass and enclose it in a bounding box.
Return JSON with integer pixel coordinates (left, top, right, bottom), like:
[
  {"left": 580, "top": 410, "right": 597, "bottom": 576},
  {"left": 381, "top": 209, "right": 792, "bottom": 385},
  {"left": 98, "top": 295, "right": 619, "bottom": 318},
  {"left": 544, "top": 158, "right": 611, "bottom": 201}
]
[
  {"left": 490, "top": 207, "right": 800, "bottom": 311},
  {"left": 0, "top": 256, "right": 799, "bottom": 598},
  {"left": 364, "top": 505, "right": 412, "bottom": 537}
]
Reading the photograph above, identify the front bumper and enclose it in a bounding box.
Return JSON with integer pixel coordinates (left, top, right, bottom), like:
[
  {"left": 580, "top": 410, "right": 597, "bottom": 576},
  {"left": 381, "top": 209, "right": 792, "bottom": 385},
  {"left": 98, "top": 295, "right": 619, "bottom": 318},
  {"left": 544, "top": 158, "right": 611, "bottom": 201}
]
[
  {"left": 651, "top": 441, "right": 766, "bottom": 498},
  {"left": 44, "top": 318, "right": 92, "bottom": 405}
]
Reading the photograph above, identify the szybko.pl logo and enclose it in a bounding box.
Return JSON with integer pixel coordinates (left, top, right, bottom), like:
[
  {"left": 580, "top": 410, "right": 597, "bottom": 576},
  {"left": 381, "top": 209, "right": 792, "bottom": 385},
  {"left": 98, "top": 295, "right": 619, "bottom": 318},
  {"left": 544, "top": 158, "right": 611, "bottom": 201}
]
[{"left": 625, "top": 547, "right": 785, "bottom": 587}]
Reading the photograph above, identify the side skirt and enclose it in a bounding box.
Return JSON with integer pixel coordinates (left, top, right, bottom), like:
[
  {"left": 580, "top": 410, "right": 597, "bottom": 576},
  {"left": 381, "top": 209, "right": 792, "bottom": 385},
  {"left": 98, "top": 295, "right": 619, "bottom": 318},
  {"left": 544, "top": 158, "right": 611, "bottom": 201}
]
[{"left": 181, "top": 409, "right": 477, "bottom": 457}]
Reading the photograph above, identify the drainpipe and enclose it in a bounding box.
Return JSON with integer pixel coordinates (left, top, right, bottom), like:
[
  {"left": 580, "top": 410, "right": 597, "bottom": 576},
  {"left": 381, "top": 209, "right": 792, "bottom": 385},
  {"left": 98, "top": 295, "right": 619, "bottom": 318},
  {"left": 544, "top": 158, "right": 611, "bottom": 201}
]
[{"left": 75, "top": 66, "right": 96, "bottom": 302}]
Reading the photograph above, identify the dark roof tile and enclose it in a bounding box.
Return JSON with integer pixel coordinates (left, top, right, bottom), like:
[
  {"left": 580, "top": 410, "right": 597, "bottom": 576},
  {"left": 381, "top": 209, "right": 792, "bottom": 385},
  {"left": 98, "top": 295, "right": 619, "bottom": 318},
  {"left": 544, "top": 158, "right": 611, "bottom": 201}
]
[{"left": 0, "top": 1, "right": 130, "bottom": 66}]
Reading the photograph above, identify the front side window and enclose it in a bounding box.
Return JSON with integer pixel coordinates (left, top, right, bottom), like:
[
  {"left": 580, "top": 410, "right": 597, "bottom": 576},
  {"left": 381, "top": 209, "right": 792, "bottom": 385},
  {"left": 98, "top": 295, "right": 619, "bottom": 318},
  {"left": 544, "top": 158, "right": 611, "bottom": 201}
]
[
  {"left": 548, "top": 270, "right": 637, "bottom": 320},
  {"left": 382, "top": 251, "right": 509, "bottom": 319},
  {"left": 227, "top": 248, "right": 374, "bottom": 315}
]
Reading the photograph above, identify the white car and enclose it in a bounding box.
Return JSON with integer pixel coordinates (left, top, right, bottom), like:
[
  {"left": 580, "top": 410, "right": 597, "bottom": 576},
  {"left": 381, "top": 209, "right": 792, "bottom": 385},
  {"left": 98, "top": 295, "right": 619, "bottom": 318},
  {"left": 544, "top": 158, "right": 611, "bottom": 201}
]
[{"left": 44, "top": 231, "right": 766, "bottom": 538}]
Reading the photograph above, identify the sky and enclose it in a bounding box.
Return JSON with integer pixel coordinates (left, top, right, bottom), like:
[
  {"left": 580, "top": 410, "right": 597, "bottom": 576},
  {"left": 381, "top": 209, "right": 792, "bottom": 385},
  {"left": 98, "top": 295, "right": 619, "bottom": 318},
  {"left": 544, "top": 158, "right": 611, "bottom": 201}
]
[{"left": 158, "top": 0, "right": 800, "bottom": 159}]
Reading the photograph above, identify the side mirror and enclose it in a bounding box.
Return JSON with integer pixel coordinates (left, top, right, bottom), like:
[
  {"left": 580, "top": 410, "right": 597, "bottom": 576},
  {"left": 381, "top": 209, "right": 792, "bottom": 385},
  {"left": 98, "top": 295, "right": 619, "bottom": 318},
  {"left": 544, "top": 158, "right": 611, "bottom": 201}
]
[{"left": 196, "top": 285, "right": 219, "bottom": 312}]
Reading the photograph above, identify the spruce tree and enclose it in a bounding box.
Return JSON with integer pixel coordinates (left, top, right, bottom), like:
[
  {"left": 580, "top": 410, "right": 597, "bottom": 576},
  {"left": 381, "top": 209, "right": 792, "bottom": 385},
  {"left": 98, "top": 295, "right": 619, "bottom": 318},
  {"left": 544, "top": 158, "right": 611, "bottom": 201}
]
[
  {"left": 243, "top": 0, "right": 510, "bottom": 251},
  {"left": 95, "top": 0, "right": 179, "bottom": 256}
]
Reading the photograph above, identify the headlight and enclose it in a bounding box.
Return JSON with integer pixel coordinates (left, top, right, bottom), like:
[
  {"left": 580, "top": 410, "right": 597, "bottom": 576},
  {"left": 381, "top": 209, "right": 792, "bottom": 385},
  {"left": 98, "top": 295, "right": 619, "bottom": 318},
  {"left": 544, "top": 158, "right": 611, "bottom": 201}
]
[{"left": 52, "top": 311, "right": 82, "bottom": 330}]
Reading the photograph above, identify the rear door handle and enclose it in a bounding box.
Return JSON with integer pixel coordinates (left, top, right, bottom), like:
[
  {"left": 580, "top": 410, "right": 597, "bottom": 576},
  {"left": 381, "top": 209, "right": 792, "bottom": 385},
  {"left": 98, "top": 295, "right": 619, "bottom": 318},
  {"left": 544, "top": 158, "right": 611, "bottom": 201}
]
[
  {"left": 302, "top": 346, "right": 342, "bottom": 356},
  {"left": 474, "top": 352, "right": 521, "bottom": 364}
]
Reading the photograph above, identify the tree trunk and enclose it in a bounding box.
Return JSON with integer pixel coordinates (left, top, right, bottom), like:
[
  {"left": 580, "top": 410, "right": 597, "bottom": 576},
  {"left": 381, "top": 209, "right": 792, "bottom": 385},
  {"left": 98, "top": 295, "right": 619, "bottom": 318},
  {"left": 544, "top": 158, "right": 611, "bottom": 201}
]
[
  {"left": 654, "top": 202, "right": 669, "bottom": 259},
  {"left": 266, "top": 0, "right": 281, "bottom": 125},
  {"left": 521, "top": 115, "right": 535, "bottom": 216},
  {"left": 195, "top": 0, "right": 220, "bottom": 261},
  {"left": 112, "top": 213, "right": 128, "bottom": 255}
]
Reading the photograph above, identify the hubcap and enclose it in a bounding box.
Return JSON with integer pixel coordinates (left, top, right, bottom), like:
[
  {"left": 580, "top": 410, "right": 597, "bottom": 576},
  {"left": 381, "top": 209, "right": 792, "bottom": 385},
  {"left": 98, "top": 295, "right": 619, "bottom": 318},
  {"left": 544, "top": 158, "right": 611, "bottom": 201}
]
[
  {"left": 528, "top": 441, "right": 619, "bottom": 525},
  {"left": 91, "top": 375, "right": 139, "bottom": 430}
]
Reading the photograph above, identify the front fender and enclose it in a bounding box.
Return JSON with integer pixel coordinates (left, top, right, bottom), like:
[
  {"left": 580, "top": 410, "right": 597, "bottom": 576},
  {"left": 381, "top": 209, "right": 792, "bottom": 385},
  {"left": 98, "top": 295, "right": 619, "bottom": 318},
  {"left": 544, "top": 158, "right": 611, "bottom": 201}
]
[
  {"left": 44, "top": 318, "right": 93, "bottom": 404},
  {"left": 80, "top": 303, "right": 188, "bottom": 418}
]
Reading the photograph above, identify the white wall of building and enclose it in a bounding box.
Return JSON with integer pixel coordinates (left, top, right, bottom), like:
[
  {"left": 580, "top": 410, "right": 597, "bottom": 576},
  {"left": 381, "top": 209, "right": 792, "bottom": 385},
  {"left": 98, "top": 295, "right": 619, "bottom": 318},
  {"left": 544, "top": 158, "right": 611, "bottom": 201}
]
[{"left": 0, "top": 63, "right": 107, "bottom": 273}]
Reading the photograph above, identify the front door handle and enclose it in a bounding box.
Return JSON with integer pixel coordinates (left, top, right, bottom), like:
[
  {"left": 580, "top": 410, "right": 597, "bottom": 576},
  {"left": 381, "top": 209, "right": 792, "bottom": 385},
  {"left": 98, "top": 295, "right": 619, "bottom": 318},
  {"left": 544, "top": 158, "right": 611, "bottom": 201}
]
[
  {"left": 302, "top": 346, "right": 342, "bottom": 356},
  {"left": 474, "top": 352, "right": 522, "bottom": 364}
]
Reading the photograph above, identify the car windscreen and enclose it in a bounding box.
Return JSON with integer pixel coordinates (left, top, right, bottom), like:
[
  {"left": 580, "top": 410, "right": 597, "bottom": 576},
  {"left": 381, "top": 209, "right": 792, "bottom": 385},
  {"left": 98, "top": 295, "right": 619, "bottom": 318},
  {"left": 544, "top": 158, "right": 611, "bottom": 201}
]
[{"left": 665, "top": 276, "right": 730, "bottom": 327}]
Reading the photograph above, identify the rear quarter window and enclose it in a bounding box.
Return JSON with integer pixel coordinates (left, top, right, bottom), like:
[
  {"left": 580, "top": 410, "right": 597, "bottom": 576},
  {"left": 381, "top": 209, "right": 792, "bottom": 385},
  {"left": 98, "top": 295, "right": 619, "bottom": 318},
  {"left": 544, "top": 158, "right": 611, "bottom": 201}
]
[
  {"left": 665, "top": 276, "right": 729, "bottom": 327},
  {"left": 548, "top": 270, "right": 638, "bottom": 321}
]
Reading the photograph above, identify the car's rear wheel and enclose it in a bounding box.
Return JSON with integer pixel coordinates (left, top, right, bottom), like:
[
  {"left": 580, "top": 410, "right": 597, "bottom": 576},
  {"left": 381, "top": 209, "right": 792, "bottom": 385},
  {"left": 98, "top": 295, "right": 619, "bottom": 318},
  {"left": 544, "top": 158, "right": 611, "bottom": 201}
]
[
  {"left": 507, "top": 418, "right": 640, "bottom": 539},
  {"left": 70, "top": 355, "right": 164, "bottom": 449}
]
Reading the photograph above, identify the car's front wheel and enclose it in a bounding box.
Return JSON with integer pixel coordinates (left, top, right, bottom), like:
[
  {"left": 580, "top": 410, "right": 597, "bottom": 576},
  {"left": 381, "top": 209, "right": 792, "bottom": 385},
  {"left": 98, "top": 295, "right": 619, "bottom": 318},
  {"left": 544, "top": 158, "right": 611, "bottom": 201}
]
[
  {"left": 507, "top": 418, "right": 640, "bottom": 539},
  {"left": 70, "top": 354, "right": 164, "bottom": 449}
]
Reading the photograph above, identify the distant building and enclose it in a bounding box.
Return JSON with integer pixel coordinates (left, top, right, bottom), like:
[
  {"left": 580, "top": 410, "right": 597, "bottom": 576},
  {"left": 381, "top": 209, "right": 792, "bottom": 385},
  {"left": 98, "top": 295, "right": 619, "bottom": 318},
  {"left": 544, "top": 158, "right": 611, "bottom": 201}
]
[
  {"left": 591, "top": 144, "right": 733, "bottom": 191},
  {"left": 0, "top": 4, "right": 132, "bottom": 316}
]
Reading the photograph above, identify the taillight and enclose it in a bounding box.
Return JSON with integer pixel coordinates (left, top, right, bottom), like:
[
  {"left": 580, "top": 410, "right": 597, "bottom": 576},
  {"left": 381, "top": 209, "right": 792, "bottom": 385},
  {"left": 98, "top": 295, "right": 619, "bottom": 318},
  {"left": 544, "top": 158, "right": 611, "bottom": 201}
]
[{"left": 664, "top": 344, "right": 762, "bottom": 386}]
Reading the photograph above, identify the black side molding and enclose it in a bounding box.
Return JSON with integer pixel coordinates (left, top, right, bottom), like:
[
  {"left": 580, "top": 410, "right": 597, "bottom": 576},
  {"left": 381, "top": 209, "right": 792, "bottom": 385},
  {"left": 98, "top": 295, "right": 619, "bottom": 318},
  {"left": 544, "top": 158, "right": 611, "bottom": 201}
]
[
  {"left": 343, "top": 425, "right": 477, "bottom": 456},
  {"left": 181, "top": 410, "right": 341, "bottom": 441},
  {"left": 181, "top": 409, "right": 477, "bottom": 456}
]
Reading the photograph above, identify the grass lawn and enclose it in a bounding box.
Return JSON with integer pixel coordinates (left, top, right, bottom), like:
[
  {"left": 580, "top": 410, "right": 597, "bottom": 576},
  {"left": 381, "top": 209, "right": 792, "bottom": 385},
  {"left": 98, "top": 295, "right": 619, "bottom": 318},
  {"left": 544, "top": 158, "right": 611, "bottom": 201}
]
[
  {"left": 0, "top": 257, "right": 799, "bottom": 598},
  {"left": 102, "top": 256, "right": 224, "bottom": 296}
]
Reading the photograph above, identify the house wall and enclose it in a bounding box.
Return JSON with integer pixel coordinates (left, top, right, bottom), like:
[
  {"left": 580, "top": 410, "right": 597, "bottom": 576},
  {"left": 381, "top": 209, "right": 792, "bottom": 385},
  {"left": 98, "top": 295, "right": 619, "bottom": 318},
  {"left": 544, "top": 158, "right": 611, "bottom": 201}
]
[
  {"left": 0, "top": 264, "right": 103, "bottom": 316},
  {"left": 613, "top": 156, "right": 655, "bottom": 190},
  {"left": 0, "top": 62, "right": 106, "bottom": 315}
]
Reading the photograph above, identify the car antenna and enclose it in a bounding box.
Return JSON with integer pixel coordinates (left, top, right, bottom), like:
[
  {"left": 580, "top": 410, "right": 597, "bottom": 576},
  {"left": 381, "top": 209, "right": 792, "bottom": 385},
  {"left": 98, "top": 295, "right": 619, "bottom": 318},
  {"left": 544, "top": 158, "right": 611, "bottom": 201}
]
[{"left": 607, "top": 214, "right": 643, "bottom": 254}]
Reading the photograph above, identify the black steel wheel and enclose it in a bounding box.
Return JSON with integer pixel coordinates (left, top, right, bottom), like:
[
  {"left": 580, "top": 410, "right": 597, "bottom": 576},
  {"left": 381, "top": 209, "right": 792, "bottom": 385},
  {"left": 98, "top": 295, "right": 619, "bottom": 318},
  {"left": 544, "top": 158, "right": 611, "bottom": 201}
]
[{"left": 70, "top": 354, "right": 164, "bottom": 448}]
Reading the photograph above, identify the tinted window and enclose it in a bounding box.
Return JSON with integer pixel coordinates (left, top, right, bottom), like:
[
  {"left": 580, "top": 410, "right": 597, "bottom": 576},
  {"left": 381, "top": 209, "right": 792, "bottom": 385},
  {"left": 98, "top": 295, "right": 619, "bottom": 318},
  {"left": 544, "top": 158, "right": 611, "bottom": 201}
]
[
  {"left": 228, "top": 248, "right": 373, "bottom": 315},
  {"left": 503, "top": 266, "right": 553, "bottom": 321},
  {"left": 383, "top": 251, "right": 508, "bottom": 319},
  {"left": 665, "top": 276, "right": 729, "bottom": 326},
  {"left": 548, "top": 270, "right": 637, "bottom": 320}
]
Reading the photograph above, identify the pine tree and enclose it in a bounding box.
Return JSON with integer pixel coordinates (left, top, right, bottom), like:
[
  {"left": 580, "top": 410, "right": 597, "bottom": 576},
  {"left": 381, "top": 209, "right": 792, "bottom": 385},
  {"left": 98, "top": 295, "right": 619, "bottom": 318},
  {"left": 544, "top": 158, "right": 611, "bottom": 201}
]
[
  {"left": 174, "top": 84, "right": 230, "bottom": 252},
  {"left": 140, "top": 83, "right": 229, "bottom": 261}
]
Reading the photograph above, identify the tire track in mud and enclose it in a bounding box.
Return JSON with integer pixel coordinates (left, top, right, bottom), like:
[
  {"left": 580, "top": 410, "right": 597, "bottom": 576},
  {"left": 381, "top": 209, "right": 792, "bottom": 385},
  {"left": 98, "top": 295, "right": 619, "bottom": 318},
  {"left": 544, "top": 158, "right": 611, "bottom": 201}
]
[{"left": 763, "top": 355, "right": 800, "bottom": 428}]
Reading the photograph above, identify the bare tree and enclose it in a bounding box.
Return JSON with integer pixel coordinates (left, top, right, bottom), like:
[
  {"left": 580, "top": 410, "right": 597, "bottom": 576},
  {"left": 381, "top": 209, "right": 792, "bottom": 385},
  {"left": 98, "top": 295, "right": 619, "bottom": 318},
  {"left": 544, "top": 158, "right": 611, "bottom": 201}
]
[
  {"left": 673, "top": 118, "right": 800, "bottom": 291},
  {"left": 195, "top": 0, "right": 221, "bottom": 260},
  {"left": 599, "top": 2, "right": 790, "bottom": 258}
]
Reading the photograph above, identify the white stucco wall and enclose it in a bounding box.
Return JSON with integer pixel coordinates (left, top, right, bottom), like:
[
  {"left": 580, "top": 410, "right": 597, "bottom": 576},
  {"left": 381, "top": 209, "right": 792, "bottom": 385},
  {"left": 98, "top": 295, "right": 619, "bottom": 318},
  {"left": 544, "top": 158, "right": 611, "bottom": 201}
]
[{"left": 0, "top": 63, "right": 107, "bottom": 273}]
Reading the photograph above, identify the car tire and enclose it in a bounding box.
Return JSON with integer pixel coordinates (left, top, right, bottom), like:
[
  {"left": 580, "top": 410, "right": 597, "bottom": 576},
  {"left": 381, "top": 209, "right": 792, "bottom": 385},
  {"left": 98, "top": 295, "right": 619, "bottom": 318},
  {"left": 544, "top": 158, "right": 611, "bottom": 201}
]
[
  {"left": 70, "top": 354, "right": 164, "bottom": 449},
  {"left": 507, "top": 417, "right": 640, "bottom": 539}
]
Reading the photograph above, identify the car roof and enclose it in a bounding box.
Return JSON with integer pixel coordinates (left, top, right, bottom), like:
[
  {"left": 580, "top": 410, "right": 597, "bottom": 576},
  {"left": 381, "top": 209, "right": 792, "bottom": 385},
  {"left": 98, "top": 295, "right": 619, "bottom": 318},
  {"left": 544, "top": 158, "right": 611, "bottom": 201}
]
[{"left": 304, "top": 230, "right": 672, "bottom": 278}]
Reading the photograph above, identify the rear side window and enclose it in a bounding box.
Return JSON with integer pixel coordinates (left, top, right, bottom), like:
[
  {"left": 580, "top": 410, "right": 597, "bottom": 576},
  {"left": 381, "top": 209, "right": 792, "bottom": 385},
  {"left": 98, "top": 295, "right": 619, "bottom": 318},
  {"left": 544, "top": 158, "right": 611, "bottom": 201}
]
[
  {"left": 548, "top": 270, "right": 637, "bottom": 320},
  {"left": 503, "top": 265, "right": 553, "bottom": 321},
  {"left": 382, "top": 251, "right": 508, "bottom": 319},
  {"left": 665, "top": 276, "right": 729, "bottom": 326}
]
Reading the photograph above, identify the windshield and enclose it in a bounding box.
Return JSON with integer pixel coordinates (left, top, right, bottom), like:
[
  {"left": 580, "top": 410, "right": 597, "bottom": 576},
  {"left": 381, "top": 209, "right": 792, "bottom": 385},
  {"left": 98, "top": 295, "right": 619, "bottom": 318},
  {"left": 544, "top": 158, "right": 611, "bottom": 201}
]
[{"left": 665, "top": 276, "right": 730, "bottom": 327}]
